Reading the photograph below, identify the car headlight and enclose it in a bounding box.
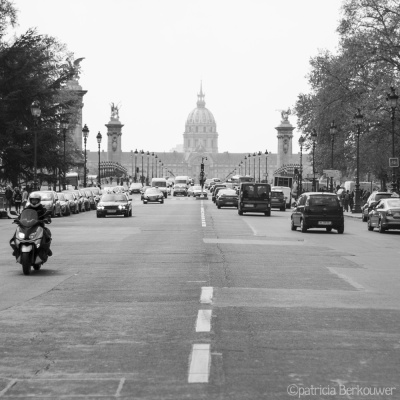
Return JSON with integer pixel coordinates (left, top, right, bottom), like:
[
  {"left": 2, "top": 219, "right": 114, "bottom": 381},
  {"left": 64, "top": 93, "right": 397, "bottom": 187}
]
[
  {"left": 29, "top": 232, "right": 37, "bottom": 239},
  {"left": 18, "top": 232, "right": 25, "bottom": 239},
  {"left": 118, "top": 205, "right": 126, "bottom": 209},
  {"left": 97, "top": 205, "right": 104, "bottom": 210}
]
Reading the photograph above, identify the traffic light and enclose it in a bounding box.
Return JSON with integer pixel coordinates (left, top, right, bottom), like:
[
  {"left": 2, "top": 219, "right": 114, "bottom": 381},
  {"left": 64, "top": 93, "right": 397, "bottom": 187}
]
[{"left": 201, "top": 163, "right": 204, "bottom": 172}]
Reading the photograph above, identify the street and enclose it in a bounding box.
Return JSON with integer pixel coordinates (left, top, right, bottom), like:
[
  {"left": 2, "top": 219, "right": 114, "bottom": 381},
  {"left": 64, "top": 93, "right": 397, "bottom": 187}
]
[{"left": 0, "top": 195, "right": 399, "bottom": 399}]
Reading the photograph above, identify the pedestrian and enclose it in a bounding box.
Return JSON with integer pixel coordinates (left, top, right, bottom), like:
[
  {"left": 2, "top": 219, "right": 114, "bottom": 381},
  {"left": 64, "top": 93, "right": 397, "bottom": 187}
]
[
  {"left": 343, "top": 190, "right": 350, "bottom": 212},
  {"left": 5, "top": 185, "right": 13, "bottom": 212},
  {"left": 13, "top": 188, "right": 22, "bottom": 214},
  {"left": 21, "top": 187, "right": 29, "bottom": 210}
]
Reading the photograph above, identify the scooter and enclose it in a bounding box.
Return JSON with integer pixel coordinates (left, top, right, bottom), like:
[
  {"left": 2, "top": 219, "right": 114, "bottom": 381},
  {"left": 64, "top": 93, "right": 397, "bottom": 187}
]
[{"left": 9, "top": 209, "right": 52, "bottom": 275}]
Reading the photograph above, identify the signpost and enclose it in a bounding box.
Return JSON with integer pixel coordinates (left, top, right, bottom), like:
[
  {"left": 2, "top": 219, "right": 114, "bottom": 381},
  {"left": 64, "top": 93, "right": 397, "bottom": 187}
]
[{"left": 389, "top": 158, "right": 399, "bottom": 168}]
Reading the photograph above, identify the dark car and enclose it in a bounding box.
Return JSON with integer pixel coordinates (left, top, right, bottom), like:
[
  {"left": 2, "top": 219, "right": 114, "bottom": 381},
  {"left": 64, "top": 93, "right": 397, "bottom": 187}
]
[
  {"left": 361, "top": 191, "right": 393, "bottom": 222},
  {"left": 213, "top": 185, "right": 228, "bottom": 203},
  {"left": 237, "top": 183, "right": 271, "bottom": 216},
  {"left": 291, "top": 192, "right": 344, "bottom": 233},
  {"left": 216, "top": 189, "right": 238, "bottom": 208},
  {"left": 367, "top": 198, "right": 400, "bottom": 232},
  {"left": 270, "top": 190, "right": 286, "bottom": 211},
  {"left": 210, "top": 183, "right": 226, "bottom": 195},
  {"left": 83, "top": 189, "right": 96, "bottom": 210},
  {"left": 173, "top": 184, "right": 188, "bottom": 197},
  {"left": 62, "top": 192, "right": 79, "bottom": 214},
  {"left": 143, "top": 188, "right": 164, "bottom": 204},
  {"left": 96, "top": 193, "right": 132, "bottom": 218}
]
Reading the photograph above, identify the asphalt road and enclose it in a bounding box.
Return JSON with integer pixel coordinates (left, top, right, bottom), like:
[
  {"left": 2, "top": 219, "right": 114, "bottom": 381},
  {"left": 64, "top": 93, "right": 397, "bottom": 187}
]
[{"left": 0, "top": 194, "right": 399, "bottom": 399}]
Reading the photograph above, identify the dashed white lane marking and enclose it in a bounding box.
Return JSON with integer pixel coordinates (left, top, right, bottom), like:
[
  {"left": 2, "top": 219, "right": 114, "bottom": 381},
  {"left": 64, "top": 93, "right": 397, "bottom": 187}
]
[
  {"left": 327, "top": 267, "right": 365, "bottom": 290},
  {"left": 188, "top": 344, "right": 211, "bottom": 383},
  {"left": 195, "top": 310, "right": 212, "bottom": 332},
  {"left": 200, "top": 287, "right": 213, "bottom": 304},
  {"left": 115, "top": 377, "right": 126, "bottom": 397},
  {"left": 201, "top": 200, "right": 206, "bottom": 227}
]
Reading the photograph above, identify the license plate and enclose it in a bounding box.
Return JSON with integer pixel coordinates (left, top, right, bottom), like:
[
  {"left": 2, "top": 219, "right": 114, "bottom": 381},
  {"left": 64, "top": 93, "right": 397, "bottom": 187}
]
[
  {"left": 393, "top": 212, "right": 400, "bottom": 217},
  {"left": 318, "top": 221, "right": 332, "bottom": 225},
  {"left": 244, "top": 204, "right": 254, "bottom": 208},
  {"left": 107, "top": 210, "right": 116, "bottom": 213},
  {"left": 225, "top": 202, "right": 233, "bottom": 205}
]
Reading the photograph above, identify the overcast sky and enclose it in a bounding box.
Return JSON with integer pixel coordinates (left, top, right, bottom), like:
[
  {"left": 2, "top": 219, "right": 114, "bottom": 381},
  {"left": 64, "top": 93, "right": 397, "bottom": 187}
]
[{"left": 12, "top": 0, "right": 343, "bottom": 154}]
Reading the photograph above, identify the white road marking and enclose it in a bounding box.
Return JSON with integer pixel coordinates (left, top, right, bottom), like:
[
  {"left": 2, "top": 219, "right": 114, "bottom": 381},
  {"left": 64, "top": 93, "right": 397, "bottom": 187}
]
[
  {"left": 188, "top": 344, "right": 211, "bottom": 383},
  {"left": 243, "top": 218, "right": 258, "bottom": 235},
  {"left": 200, "top": 287, "right": 213, "bottom": 304},
  {"left": 203, "top": 238, "right": 305, "bottom": 246},
  {"left": 115, "top": 377, "right": 126, "bottom": 397},
  {"left": 201, "top": 200, "right": 206, "bottom": 227},
  {"left": 327, "top": 267, "right": 365, "bottom": 290},
  {"left": 195, "top": 310, "right": 212, "bottom": 332}
]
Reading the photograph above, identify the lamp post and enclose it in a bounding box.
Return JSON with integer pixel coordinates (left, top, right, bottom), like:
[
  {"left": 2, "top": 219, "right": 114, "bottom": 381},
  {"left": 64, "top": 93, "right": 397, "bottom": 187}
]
[
  {"left": 387, "top": 86, "right": 398, "bottom": 193},
  {"left": 265, "top": 149, "right": 268, "bottom": 184},
  {"left": 146, "top": 151, "right": 150, "bottom": 185},
  {"left": 257, "top": 151, "right": 262, "bottom": 182},
  {"left": 329, "top": 120, "right": 337, "bottom": 193},
  {"left": 248, "top": 154, "right": 251, "bottom": 176},
  {"left": 96, "top": 132, "right": 102, "bottom": 187},
  {"left": 140, "top": 149, "right": 144, "bottom": 185},
  {"left": 159, "top": 159, "right": 162, "bottom": 178},
  {"left": 30, "top": 101, "right": 41, "bottom": 190},
  {"left": 252, "top": 152, "right": 256, "bottom": 181},
  {"left": 61, "top": 119, "right": 69, "bottom": 190},
  {"left": 82, "top": 124, "right": 89, "bottom": 188},
  {"left": 298, "top": 137, "right": 305, "bottom": 195},
  {"left": 155, "top": 154, "right": 158, "bottom": 177},
  {"left": 352, "top": 109, "right": 363, "bottom": 213},
  {"left": 151, "top": 152, "right": 154, "bottom": 179},
  {"left": 134, "top": 149, "right": 138, "bottom": 182},
  {"left": 311, "top": 129, "right": 317, "bottom": 192},
  {"left": 244, "top": 156, "right": 247, "bottom": 175},
  {"left": 130, "top": 150, "right": 133, "bottom": 181}
]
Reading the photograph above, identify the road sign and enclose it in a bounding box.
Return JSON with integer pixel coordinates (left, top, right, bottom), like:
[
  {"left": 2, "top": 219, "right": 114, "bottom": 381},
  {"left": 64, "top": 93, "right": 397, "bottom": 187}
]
[
  {"left": 323, "top": 169, "right": 341, "bottom": 179},
  {"left": 389, "top": 158, "right": 399, "bottom": 168}
]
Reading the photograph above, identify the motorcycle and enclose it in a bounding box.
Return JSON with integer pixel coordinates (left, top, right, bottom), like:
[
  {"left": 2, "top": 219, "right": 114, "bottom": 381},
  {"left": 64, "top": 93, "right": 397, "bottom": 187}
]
[{"left": 9, "top": 209, "right": 52, "bottom": 275}]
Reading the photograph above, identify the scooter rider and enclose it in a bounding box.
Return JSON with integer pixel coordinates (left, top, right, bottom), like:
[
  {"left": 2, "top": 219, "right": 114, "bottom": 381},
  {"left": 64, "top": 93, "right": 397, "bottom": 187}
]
[{"left": 11, "top": 193, "right": 52, "bottom": 258}]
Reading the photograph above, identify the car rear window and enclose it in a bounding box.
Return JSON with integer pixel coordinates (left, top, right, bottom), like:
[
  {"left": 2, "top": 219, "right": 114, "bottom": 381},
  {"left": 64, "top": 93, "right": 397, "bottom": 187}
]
[
  {"left": 242, "top": 185, "right": 269, "bottom": 200},
  {"left": 375, "top": 193, "right": 393, "bottom": 201},
  {"left": 271, "top": 192, "right": 284, "bottom": 198},
  {"left": 308, "top": 196, "right": 340, "bottom": 207},
  {"left": 386, "top": 199, "right": 400, "bottom": 208}
]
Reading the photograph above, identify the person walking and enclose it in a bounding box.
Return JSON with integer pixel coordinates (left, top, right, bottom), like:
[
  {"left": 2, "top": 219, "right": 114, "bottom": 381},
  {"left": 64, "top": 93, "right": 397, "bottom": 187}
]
[
  {"left": 13, "top": 188, "right": 22, "bottom": 214},
  {"left": 343, "top": 190, "right": 350, "bottom": 212},
  {"left": 5, "top": 185, "right": 13, "bottom": 213},
  {"left": 21, "top": 187, "right": 28, "bottom": 209}
]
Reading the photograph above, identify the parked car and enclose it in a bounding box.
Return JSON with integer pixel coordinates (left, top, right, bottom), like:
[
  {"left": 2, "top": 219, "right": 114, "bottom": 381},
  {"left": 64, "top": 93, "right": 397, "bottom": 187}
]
[
  {"left": 270, "top": 190, "right": 286, "bottom": 211},
  {"left": 62, "top": 192, "right": 79, "bottom": 214},
  {"left": 129, "top": 182, "right": 142, "bottom": 194},
  {"left": 367, "top": 198, "right": 400, "bottom": 232},
  {"left": 83, "top": 189, "right": 96, "bottom": 210},
  {"left": 96, "top": 192, "right": 132, "bottom": 218},
  {"left": 57, "top": 192, "right": 71, "bottom": 216},
  {"left": 143, "top": 187, "right": 164, "bottom": 204},
  {"left": 291, "top": 192, "right": 344, "bottom": 233},
  {"left": 216, "top": 189, "right": 238, "bottom": 208},
  {"left": 27, "top": 191, "right": 62, "bottom": 217},
  {"left": 63, "top": 189, "right": 86, "bottom": 213},
  {"left": 361, "top": 191, "right": 394, "bottom": 222},
  {"left": 87, "top": 187, "right": 101, "bottom": 205}
]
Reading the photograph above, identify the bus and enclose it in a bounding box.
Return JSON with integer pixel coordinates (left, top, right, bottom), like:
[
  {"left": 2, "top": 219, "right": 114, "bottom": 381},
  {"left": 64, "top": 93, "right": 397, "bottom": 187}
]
[
  {"left": 231, "top": 175, "right": 255, "bottom": 186},
  {"left": 65, "top": 172, "right": 81, "bottom": 190}
]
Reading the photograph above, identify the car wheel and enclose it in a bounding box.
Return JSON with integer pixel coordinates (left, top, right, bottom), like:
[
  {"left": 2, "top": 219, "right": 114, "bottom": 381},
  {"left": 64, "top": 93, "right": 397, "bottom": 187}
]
[
  {"left": 337, "top": 225, "right": 344, "bottom": 234},
  {"left": 326, "top": 227, "right": 332, "bottom": 232},
  {"left": 280, "top": 207, "right": 285, "bottom": 212},
  {"left": 362, "top": 213, "right": 367, "bottom": 222},
  {"left": 143, "top": 201, "right": 147, "bottom": 204},
  {"left": 238, "top": 209, "right": 243, "bottom": 215},
  {"left": 378, "top": 219, "right": 386, "bottom": 233},
  {"left": 51, "top": 207, "right": 56, "bottom": 218},
  {"left": 300, "top": 218, "right": 307, "bottom": 233},
  {"left": 291, "top": 218, "right": 297, "bottom": 231},
  {"left": 161, "top": 200, "right": 164, "bottom": 204},
  {"left": 367, "top": 218, "right": 374, "bottom": 231},
  {"left": 217, "top": 205, "right": 221, "bottom": 209},
  {"left": 265, "top": 209, "right": 271, "bottom": 216},
  {"left": 124, "top": 212, "right": 128, "bottom": 217}
]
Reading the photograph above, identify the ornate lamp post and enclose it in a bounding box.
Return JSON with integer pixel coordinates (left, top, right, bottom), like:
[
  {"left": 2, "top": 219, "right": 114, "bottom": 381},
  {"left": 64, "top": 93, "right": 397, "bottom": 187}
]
[
  {"left": 252, "top": 152, "right": 256, "bottom": 181},
  {"left": 257, "top": 151, "right": 262, "bottom": 182},
  {"left": 96, "top": 132, "right": 102, "bottom": 187},
  {"left": 244, "top": 156, "right": 247, "bottom": 175},
  {"left": 311, "top": 129, "right": 318, "bottom": 192},
  {"left": 265, "top": 149, "right": 269, "bottom": 183},
  {"left": 387, "top": 87, "right": 398, "bottom": 192},
  {"left": 30, "top": 101, "right": 41, "bottom": 190},
  {"left": 159, "top": 159, "right": 162, "bottom": 177},
  {"left": 82, "top": 124, "right": 89, "bottom": 188},
  {"left": 329, "top": 120, "right": 337, "bottom": 193},
  {"left": 61, "top": 119, "right": 69, "bottom": 190},
  {"left": 140, "top": 149, "right": 144, "bottom": 185},
  {"left": 155, "top": 154, "right": 158, "bottom": 177},
  {"left": 298, "top": 137, "right": 305, "bottom": 195},
  {"left": 352, "top": 109, "right": 364, "bottom": 213},
  {"left": 130, "top": 150, "right": 133, "bottom": 180},
  {"left": 151, "top": 152, "right": 154, "bottom": 179},
  {"left": 134, "top": 149, "right": 138, "bottom": 182},
  {"left": 248, "top": 153, "right": 251, "bottom": 176},
  {"left": 146, "top": 151, "right": 150, "bottom": 185}
]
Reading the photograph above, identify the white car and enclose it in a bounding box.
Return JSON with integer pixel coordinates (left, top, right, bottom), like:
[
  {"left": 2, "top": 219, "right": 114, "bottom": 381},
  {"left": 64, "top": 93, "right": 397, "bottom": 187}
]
[{"left": 192, "top": 185, "right": 208, "bottom": 198}]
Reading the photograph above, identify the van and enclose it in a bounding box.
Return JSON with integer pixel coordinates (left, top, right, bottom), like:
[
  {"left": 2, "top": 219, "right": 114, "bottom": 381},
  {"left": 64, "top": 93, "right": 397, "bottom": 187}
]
[
  {"left": 151, "top": 178, "right": 168, "bottom": 198},
  {"left": 175, "top": 176, "right": 190, "bottom": 187},
  {"left": 238, "top": 183, "right": 271, "bottom": 216}
]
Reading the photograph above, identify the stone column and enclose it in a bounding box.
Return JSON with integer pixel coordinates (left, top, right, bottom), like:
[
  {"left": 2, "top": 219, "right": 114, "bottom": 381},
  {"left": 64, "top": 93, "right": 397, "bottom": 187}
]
[{"left": 275, "top": 117, "right": 295, "bottom": 170}]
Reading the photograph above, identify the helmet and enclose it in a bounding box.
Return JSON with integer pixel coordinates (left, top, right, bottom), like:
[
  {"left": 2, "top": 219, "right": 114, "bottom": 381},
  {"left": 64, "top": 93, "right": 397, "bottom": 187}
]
[{"left": 29, "top": 192, "right": 41, "bottom": 208}]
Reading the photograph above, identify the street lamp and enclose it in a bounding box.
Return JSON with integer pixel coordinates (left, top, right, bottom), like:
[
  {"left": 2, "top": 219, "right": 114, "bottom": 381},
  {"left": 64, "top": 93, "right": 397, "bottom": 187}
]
[
  {"left": 151, "top": 152, "right": 154, "bottom": 179},
  {"left": 155, "top": 154, "right": 158, "bottom": 177},
  {"left": 329, "top": 120, "right": 337, "bottom": 193},
  {"left": 265, "top": 149, "right": 269, "bottom": 184},
  {"left": 352, "top": 109, "right": 364, "bottom": 213},
  {"left": 61, "top": 119, "right": 69, "bottom": 190},
  {"left": 159, "top": 159, "right": 162, "bottom": 177},
  {"left": 146, "top": 151, "right": 150, "bottom": 185},
  {"left": 134, "top": 149, "right": 138, "bottom": 182},
  {"left": 253, "top": 152, "right": 256, "bottom": 181},
  {"left": 244, "top": 156, "right": 247, "bottom": 175},
  {"left": 82, "top": 124, "right": 89, "bottom": 188},
  {"left": 30, "top": 101, "right": 41, "bottom": 190},
  {"left": 298, "top": 137, "right": 305, "bottom": 195},
  {"left": 311, "top": 129, "right": 318, "bottom": 192},
  {"left": 387, "top": 86, "right": 398, "bottom": 193},
  {"left": 96, "top": 132, "right": 102, "bottom": 187},
  {"left": 140, "top": 149, "right": 144, "bottom": 185},
  {"left": 248, "top": 154, "right": 251, "bottom": 176},
  {"left": 257, "top": 151, "right": 262, "bottom": 182}
]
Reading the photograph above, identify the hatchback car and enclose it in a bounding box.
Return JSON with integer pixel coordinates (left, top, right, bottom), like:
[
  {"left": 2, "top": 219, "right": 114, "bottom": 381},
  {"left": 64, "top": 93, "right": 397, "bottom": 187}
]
[
  {"left": 62, "top": 192, "right": 79, "bottom": 214},
  {"left": 212, "top": 185, "right": 227, "bottom": 202},
  {"left": 367, "top": 198, "right": 400, "bottom": 232},
  {"left": 216, "top": 189, "right": 238, "bottom": 208},
  {"left": 27, "top": 191, "right": 62, "bottom": 217},
  {"left": 291, "top": 192, "right": 344, "bottom": 233},
  {"left": 129, "top": 182, "right": 143, "bottom": 194},
  {"left": 62, "top": 190, "right": 86, "bottom": 213},
  {"left": 361, "top": 191, "right": 393, "bottom": 222},
  {"left": 96, "top": 193, "right": 132, "bottom": 218},
  {"left": 83, "top": 189, "right": 96, "bottom": 210},
  {"left": 270, "top": 190, "right": 286, "bottom": 211},
  {"left": 143, "top": 188, "right": 164, "bottom": 204},
  {"left": 57, "top": 193, "right": 71, "bottom": 216}
]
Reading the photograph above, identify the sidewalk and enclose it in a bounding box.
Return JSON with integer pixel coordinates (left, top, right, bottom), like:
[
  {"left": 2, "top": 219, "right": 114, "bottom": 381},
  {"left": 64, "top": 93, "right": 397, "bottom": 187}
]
[{"left": 343, "top": 210, "right": 362, "bottom": 220}]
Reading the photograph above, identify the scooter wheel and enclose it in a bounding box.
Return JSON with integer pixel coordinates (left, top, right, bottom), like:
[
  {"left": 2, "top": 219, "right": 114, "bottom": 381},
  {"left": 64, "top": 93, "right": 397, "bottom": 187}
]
[{"left": 21, "top": 253, "right": 31, "bottom": 275}]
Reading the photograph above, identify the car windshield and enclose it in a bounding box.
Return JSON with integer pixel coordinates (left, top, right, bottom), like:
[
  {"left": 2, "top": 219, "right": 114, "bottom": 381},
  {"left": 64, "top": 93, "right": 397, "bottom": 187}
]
[
  {"left": 242, "top": 185, "right": 268, "bottom": 200},
  {"left": 146, "top": 188, "right": 160, "bottom": 194},
  {"left": 271, "top": 192, "right": 284, "bottom": 198},
  {"left": 309, "top": 196, "right": 339, "bottom": 206},
  {"left": 386, "top": 199, "right": 400, "bottom": 208},
  {"left": 220, "top": 189, "right": 236, "bottom": 196},
  {"left": 35, "top": 192, "right": 52, "bottom": 201},
  {"left": 153, "top": 181, "right": 166, "bottom": 187},
  {"left": 101, "top": 194, "right": 127, "bottom": 202}
]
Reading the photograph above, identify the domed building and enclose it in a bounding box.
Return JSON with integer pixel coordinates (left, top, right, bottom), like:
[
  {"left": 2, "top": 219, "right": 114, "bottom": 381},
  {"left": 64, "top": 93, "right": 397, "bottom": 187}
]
[{"left": 183, "top": 84, "right": 218, "bottom": 154}]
